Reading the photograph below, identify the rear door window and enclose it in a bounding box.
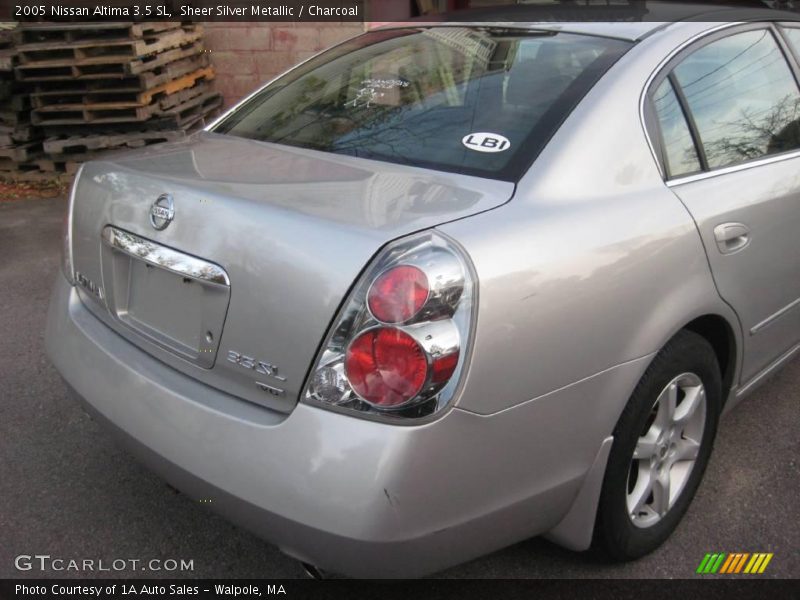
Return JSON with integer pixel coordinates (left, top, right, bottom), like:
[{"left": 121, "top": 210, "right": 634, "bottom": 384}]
[
  {"left": 672, "top": 29, "right": 800, "bottom": 170},
  {"left": 214, "top": 27, "right": 630, "bottom": 181}
]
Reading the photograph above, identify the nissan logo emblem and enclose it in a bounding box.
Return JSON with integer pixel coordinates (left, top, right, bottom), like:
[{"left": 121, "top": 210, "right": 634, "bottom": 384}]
[{"left": 150, "top": 193, "right": 175, "bottom": 230}]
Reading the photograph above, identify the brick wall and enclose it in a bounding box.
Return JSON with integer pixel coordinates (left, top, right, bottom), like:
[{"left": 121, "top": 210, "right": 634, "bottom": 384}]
[{"left": 204, "top": 23, "right": 366, "bottom": 108}]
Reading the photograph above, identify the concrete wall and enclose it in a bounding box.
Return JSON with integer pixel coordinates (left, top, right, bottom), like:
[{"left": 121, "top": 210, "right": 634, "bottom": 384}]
[{"left": 204, "top": 23, "right": 366, "bottom": 108}]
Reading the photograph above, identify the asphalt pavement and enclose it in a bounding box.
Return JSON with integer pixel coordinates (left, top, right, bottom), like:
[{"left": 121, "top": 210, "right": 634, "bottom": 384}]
[{"left": 1, "top": 197, "right": 798, "bottom": 579}]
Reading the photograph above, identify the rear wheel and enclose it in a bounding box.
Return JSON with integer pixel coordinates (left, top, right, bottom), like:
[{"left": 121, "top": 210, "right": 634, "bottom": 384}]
[{"left": 594, "top": 330, "right": 722, "bottom": 560}]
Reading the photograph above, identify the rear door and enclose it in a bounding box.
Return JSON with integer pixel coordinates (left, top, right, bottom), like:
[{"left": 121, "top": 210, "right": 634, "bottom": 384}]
[{"left": 649, "top": 23, "right": 800, "bottom": 384}]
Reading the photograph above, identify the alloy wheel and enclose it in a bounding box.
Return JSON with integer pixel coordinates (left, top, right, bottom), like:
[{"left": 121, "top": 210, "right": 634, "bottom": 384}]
[{"left": 626, "top": 372, "right": 707, "bottom": 528}]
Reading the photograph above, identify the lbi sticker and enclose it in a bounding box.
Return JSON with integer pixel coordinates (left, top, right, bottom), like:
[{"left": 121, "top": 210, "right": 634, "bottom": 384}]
[{"left": 462, "top": 132, "right": 511, "bottom": 153}]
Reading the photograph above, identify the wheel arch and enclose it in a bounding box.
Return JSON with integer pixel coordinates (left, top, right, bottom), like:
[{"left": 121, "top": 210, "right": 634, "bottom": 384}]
[{"left": 682, "top": 313, "right": 738, "bottom": 409}]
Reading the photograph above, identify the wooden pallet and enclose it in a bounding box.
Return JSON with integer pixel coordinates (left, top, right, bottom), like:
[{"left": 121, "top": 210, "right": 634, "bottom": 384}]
[
  {"left": 17, "top": 21, "right": 178, "bottom": 47},
  {"left": 16, "top": 39, "right": 204, "bottom": 81},
  {"left": 0, "top": 124, "right": 36, "bottom": 143},
  {"left": 31, "top": 157, "right": 83, "bottom": 176},
  {"left": 0, "top": 141, "right": 41, "bottom": 162},
  {"left": 44, "top": 129, "right": 186, "bottom": 154},
  {"left": 0, "top": 18, "right": 217, "bottom": 173},
  {"left": 29, "top": 117, "right": 180, "bottom": 136},
  {"left": 0, "top": 27, "right": 16, "bottom": 71},
  {"left": 0, "top": 49, "right": 15, "bottom": 72},
  {"left": 157, "top": 81, "right": 213, "bottom": 111},
  {"left": 29, "top": 53, "right": 210, "bottom": 94},
  {"left": 141, "top": 66, "right": 214, "bottom": 104},
  {"left": 0, "top": 108, "right": 30, "bottom": 126},
  {"left": 0, "top": 156, "right": 41, "bottom": 172},
  {"left": 32, "top": 102, "right": 159, "bottom": 125},
  {"left": 0, "top": 94, "right": 30, "bottom": 112},
  {"left": 0, "top": 79, "right": 15, "bottom": 100},
  {"left": 33, "top": 88, "right": 222, "bottom": 127},
  {"left": 0, "top": 29, "right": 14, "bottom": 47},
  {"left": 0, "top": 156, "right": 77, "bottom": 178},
  {"left": 18, "top": 25, "right": 204, "bottom": 66},
  {"left": 156, "top": 90, "right": 222, "bottom": 128},
  {"left": 31, "top": 157, "right": 69, "bottom": 172},
  {"left": 31, "top": 66, "right": 215, "bottom": 110}
]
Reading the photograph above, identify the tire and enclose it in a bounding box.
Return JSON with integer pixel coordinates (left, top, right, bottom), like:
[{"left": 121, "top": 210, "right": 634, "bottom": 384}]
[{"left": 594, "top": 329, "right": 722, "bottom": 561}]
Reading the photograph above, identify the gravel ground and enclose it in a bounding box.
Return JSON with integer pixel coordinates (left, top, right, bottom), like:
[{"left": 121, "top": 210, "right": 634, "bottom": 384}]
[{"left": 1, "top": 197, "right": 797, "bottom": 579}]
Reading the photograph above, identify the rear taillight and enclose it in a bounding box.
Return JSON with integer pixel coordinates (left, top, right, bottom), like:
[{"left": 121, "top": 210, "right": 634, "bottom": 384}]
[
  {"left": 61, "top": 164, "right": 84, "bottom": 285},
  {"left": 303, "top": 231, "right": 475, "bottom": 420}
]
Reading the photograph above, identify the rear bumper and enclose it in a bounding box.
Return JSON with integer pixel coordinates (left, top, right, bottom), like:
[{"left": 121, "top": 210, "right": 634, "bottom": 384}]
[{"left": 45, "top": 275, "right": 636, "bottom": 577}]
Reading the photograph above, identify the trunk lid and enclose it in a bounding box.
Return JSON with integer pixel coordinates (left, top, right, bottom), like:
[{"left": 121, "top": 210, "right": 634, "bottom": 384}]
[{"left": 70, "top": 132, "right": 513, "bottom": 412}]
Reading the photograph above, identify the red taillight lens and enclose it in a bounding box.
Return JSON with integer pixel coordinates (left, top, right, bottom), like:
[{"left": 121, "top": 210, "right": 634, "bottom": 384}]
[
  {"left": 368, "top": 265, "right": 429, "bottom": 323},
  {"left": 431, "top": 350, "right": 459, "bottom": 384},
  {"left": 345, "top": 327, "right": 428, "bottom": 407}
]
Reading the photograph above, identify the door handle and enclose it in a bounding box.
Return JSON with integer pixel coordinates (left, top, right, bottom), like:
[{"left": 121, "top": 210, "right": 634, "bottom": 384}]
[{"left": 713, "top": 222, "right": 750, "bottom": 255}]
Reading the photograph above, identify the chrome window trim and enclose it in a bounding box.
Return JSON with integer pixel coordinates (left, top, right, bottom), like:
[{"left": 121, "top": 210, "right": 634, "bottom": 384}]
[
  {"left": 101, "top": 226, "right": 231, "bottom": 287},
  {"left": 639, "top": 22, "right": 745, "bottom": 181},
  {"left": 666, "top": 148, "right": 800, "bottom": 187}
]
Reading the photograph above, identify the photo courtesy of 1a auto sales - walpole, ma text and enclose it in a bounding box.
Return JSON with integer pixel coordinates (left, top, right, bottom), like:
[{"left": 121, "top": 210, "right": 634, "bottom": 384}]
[{"left": 0, "top": 0, "right": 798, "bottom": 599}]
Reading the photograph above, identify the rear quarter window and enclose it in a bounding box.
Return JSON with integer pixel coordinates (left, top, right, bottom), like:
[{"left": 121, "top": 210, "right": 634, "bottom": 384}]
[{"left": 652, "top": 78, "right": 703, "bottom": 177}]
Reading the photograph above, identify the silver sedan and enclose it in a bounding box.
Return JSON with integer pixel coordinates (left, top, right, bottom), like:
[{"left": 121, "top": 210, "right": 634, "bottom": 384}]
[{"left": 46, "top": 15, "right": 800, "bottom": 577}]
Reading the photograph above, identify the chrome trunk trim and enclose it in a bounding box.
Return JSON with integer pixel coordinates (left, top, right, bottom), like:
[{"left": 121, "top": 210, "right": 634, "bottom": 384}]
[{"left": 101, "top": 226, "right": 230, "bottom": 287}]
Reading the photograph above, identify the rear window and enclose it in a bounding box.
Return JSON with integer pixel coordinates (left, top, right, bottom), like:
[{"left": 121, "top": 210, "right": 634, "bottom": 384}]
[{"left": 213, "top": 27, "right": 630, "bottom": 181}]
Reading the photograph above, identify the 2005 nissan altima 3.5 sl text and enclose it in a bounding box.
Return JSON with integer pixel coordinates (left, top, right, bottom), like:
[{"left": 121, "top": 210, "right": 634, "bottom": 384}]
[{"left": 45, "top": 8, "right": 800, "bottom": 578}]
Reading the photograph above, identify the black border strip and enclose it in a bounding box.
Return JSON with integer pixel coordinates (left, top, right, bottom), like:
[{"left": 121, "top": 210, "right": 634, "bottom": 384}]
[
  {"left": 3, "top": 1, "right": 800, "bottom": 23},
  {"left": 1, "top": 578, "right": 797, "bottom": 600}
]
